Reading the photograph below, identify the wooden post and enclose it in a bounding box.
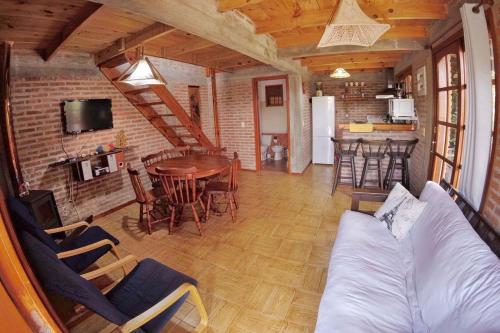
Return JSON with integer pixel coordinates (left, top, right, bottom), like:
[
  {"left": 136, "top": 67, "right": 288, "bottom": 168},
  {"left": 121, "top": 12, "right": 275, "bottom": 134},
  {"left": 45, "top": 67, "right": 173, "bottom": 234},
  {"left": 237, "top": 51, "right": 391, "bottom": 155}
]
[{"left": 207, "top": 68, "right": 221, "bottom": 148}]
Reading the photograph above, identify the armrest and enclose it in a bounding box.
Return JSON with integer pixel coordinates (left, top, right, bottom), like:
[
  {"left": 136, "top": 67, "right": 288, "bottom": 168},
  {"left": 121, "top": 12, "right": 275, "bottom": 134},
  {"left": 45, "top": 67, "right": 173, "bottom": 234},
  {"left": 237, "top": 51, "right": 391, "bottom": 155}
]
[
  {"left": 81, "top": 255, "right": 138, "bottom": 280},
  {"left": 56, "top": 239, "right": 120, "bottom": 261},
  {"left": 45, "top": 221, "right": 89, "bottom": 234},
  {"left": 118, "top": 283, "right": 208, "bottom": 333},
  {"left": 351, "top": 191, "right": 388, "bottom": 212}
]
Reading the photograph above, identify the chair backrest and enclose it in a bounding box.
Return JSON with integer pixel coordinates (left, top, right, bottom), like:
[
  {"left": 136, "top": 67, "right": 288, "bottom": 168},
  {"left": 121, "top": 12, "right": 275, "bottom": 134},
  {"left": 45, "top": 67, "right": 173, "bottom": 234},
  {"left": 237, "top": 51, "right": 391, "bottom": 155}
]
[
  {"left": 387, "top": 139, "right": 419, "bottom": 157},
  {"left": 7, "top": 196, "right": 61, "bottom": 253},
  {"left": 200, "top": 147, "right": 227, "bottom": 156},
  {"left": 127, "top": 163, "right": 148, "bottom": 204},
  {"left": 165, "top": 146, "right": 191, "bottom": 158},
  {"left": 19, "top": 231, "right": 128, "bottom": 325},
  {"left": 141, "top": 150, "right": 167, "bottom": 167},
  {"left": 360, "top": 139, "right": 389, "bottom": 156},
  {"left": 156, "top": 166, "right": 199, "bottom": 204},
  {"left": 228, "top": 152, "right": 240, "bottom": 192},
  {"left": 331, "top": 138, "right": 361, "bottom": 157}
]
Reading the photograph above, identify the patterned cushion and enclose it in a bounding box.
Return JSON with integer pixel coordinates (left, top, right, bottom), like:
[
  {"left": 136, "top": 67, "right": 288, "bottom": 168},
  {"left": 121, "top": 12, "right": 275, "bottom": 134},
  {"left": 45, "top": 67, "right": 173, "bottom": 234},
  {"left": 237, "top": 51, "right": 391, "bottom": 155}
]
[{"left": 374, "top": 183, "right": 427, "bottom": 240}]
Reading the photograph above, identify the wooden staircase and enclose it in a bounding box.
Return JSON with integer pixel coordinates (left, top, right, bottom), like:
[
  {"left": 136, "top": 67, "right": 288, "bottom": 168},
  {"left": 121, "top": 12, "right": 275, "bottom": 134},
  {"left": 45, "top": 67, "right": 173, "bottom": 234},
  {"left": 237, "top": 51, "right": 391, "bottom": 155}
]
[{"left": 99, "top": 53, "right": 214, "bottom": 148}]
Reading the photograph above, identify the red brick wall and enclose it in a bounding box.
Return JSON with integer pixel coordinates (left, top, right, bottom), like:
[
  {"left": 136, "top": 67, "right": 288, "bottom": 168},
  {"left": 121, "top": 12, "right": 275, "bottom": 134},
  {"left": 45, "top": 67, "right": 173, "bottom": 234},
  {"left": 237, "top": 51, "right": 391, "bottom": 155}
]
[
  {"left": 482, "top": 2, "right": 500, "bottom": 231},
  {"left": 11, "top": 50, "right": 210, "bottom": 224}
]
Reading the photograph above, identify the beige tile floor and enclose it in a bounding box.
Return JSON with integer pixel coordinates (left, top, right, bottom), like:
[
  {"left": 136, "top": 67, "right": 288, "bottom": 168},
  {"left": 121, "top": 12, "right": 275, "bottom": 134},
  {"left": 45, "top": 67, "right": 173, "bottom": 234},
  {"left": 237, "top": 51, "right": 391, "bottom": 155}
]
[{"left": 72, "top": 165, "right": 364, "bottom": 333}]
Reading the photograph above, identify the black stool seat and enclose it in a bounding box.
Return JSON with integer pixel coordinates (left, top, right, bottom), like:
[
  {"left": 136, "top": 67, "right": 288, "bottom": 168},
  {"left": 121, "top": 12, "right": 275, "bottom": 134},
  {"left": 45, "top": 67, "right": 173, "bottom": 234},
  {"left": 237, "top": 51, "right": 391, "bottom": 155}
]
[
  {"left": 359, "top": 139, "right": 389, "bottom": 189},
  {"left": 331, "top": 138, "right": 361, "bottom": 195},
  {"left": 384, "top": 139, "right": 418, "bottom": 190}
]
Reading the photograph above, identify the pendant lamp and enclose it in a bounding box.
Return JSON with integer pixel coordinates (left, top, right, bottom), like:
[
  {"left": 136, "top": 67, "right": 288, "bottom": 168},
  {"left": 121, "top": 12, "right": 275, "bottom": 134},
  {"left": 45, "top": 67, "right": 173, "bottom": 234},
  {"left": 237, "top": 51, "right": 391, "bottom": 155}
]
[
  {"left": 330, "top": 68, "right": 351, "bottom": 78},
  {"left": 118, "top": 46, "right": 164, "bottom": 86},
  {"left": 318, "top": 0, "right": 390, "bottom": 48}
]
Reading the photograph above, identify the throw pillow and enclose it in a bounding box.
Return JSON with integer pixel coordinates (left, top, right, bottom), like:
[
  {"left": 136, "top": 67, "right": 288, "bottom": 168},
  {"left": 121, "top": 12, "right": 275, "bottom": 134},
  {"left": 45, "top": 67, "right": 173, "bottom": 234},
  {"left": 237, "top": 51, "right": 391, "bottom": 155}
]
[{"left": 374, "top": 183, "right": 427, "bottom": 240}]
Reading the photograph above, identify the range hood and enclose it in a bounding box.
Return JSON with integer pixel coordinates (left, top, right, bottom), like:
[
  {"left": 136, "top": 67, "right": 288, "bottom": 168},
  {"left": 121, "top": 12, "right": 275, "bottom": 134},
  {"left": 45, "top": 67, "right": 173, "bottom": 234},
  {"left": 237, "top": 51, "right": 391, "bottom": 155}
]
[{"left": 376, "top": 68, "right": 398, "bottom": 99}]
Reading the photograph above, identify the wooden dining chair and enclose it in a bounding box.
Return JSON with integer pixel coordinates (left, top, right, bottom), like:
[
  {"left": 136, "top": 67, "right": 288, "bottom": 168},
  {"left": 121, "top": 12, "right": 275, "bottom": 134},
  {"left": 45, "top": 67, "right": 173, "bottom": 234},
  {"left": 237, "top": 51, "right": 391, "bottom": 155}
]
[
  {"left": 141, "top": 150, "right": 168, "bottom": 190},
  {"left": 127, "top": 164, "right": 169, "bottom": 235},
  {"left": 200, "top": 147, "right": 227, "bottom": 156},
  {"left": 165, "top": 146, "right": 191, "bottom": 159},
  {"left": 205, "top": 152, "right": 240, "bottom": 223},
  {"left": 156, "top": 166, "right": 206, "bottom": 236}
]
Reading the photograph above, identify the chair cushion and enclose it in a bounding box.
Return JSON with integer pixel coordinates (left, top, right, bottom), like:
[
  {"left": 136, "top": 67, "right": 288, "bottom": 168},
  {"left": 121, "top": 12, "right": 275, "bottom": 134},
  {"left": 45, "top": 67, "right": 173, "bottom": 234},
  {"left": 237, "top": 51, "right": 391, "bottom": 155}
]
[
  {"left": 106, "top": 258, "right": 197, "bottom": 333},
  {"left": 19, "top": 231, "right": 129, "bottom": 326},
  {"left": 409, "top": 181, "right": 500, "bottom": 332},
  {"left": 7, "top": 196, "right": 60, "bottom": 253},
  {"left": 315, "top": 211, "right": 413, "bottom": 333},
  {"left": 60, "top": 226, "right": 120, "bottom": 273}
]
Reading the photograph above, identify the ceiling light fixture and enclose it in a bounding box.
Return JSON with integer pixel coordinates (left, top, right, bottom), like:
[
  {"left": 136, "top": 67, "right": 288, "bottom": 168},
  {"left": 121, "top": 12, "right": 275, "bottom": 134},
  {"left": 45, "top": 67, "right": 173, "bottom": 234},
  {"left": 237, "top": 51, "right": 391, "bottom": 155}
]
[
  {"left": 118, "top": 46, "right": 164, "bottom": 86},
  {"left": 330, "top": 68, "right": 351, "bottom": 78},
  {"left": 318, "top": 0, "right": 390, "bottom": 48}
]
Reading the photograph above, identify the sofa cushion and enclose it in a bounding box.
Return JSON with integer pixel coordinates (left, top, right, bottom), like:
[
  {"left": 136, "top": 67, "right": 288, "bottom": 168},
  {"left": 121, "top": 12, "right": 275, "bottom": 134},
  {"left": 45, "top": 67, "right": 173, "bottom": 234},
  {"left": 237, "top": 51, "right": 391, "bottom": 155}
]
[
  {"left": 374, "top": 183, "right": 427, "bottom": 240},
  {"left": 315, "top": 211, "right": 413, "bottom": 333},
  {"left": 410, "top": 181, "right": 500, "bottom": 332}
]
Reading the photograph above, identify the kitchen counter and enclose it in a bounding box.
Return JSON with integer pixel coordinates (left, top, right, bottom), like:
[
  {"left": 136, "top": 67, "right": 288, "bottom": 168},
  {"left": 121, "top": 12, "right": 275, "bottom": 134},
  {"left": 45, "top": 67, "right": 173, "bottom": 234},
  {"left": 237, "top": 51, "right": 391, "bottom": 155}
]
[{"left": 338, "top": 123, "right": 415, "bottom": 132}]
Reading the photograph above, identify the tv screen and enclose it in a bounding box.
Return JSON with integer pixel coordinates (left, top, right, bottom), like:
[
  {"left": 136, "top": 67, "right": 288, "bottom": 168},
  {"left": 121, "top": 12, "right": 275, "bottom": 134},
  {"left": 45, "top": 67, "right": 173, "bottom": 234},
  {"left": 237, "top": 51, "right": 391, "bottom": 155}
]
[{"left": 62, "top": 99, "right": 113, "bottom": 134}]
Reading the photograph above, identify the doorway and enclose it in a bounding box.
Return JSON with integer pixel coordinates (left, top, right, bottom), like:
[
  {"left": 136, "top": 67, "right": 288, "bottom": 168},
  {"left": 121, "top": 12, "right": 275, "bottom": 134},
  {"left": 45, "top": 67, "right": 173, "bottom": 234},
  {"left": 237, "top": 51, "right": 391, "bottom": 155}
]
[{"left": 252, "top": 75, "right": 290, "bottom": 173}]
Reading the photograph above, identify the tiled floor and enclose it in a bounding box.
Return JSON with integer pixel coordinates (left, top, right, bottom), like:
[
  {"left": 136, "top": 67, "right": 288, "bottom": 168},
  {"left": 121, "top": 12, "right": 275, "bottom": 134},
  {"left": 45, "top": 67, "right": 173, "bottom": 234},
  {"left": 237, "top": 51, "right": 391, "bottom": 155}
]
[{"left": 72, "top": 165, "right": 359, "bottom": 333}]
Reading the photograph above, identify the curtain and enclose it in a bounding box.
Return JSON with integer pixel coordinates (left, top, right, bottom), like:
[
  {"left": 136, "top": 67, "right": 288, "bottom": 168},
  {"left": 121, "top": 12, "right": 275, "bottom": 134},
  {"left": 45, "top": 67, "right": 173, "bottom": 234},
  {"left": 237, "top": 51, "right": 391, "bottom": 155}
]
[{"left": 458, "top": 4, "right": 493, "bottom": 210}]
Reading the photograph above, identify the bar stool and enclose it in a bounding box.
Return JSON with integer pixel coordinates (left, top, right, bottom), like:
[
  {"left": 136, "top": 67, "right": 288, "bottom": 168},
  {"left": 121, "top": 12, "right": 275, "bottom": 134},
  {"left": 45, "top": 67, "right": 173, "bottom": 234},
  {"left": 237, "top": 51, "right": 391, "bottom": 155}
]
[
  {"left": 359, "top": 139, "right": 389, "bottom": 189},
  {"left": 384, "top": 139, "right": 419, "bottom": 190},
  {"left": 331, "top": 138, "right": 361, "bottom": 195}
]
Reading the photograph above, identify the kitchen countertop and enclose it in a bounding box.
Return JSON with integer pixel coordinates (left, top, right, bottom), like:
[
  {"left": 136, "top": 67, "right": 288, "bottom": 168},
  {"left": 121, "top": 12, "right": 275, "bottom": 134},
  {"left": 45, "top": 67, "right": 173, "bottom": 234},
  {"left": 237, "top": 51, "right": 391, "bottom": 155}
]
[{"left": 338, "top": 123, "right": 415, "bottom": 132}]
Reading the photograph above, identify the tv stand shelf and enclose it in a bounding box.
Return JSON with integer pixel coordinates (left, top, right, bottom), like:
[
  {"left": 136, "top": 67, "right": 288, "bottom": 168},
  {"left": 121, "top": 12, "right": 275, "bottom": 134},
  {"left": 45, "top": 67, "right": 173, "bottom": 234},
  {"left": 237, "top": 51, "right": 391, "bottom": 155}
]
[{"left": 48, "top": 148, "right": 128, "bottom": 168}]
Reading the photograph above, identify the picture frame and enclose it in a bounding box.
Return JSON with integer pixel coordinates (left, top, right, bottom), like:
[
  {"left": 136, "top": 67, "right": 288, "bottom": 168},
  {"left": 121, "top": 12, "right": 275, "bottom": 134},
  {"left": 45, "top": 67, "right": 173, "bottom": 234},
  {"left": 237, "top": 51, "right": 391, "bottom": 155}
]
[{"left": 416, "top": 66, "right": 426, "bottom": 96}]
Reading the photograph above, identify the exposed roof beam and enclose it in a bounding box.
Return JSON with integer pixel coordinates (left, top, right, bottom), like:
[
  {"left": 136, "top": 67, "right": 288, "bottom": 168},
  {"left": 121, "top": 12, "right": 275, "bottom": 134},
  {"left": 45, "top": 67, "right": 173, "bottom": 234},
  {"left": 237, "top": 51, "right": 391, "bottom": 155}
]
[
  {"left": 95, "top": 22, "right": 176, "bottom": 65},
  {"left": 301, "top": 52, "right": 404, "bottom": 67},
  {"left": 309, "top": 62, "right": 398, "bottom": 72},
  {"left": 279, "top": 39, "right": 425, "bottom": 59},
  {"left": 89, "top": 0, "right": 304, "bottom": 74},
  {"left": 254, "top": 4, "right": 447, "bottom": 34},
  {"left": 42, "top": 2, "right": 103, "bottom": 61},
  {"left": 217, "top": 0, "right": 266, "bottom": 12},
  {"left": 275, "top": 25, "right": 428, "bottom": 49}
]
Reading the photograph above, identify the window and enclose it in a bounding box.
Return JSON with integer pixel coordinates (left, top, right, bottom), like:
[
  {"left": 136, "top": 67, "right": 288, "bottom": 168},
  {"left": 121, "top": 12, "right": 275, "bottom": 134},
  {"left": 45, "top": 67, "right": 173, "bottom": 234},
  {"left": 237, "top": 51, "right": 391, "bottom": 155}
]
[{"left": 429, "top": 37, "right": 466, "bottom": 186}]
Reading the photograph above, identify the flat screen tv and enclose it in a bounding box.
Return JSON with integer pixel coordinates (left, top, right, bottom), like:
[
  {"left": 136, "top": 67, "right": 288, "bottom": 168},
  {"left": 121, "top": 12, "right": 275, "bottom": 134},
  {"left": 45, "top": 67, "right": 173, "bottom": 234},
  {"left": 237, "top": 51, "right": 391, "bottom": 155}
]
[{"left": 62, "top": 99, "right": 113, "bottom": 134}]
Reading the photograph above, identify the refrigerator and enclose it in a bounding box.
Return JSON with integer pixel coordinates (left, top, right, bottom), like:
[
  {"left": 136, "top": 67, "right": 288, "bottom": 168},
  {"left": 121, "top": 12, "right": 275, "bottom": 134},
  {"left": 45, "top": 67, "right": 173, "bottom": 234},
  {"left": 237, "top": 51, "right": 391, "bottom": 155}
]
[{"left": 312, "top": 96, "right": 335, "bottom": 164}]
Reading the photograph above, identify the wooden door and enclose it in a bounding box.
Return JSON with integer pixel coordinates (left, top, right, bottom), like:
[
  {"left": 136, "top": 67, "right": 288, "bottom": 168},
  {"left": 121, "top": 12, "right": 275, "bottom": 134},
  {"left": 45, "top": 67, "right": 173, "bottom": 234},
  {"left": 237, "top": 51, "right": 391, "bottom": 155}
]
[{"left": 429, "top": 39, "right": 466, "bottom": 186}]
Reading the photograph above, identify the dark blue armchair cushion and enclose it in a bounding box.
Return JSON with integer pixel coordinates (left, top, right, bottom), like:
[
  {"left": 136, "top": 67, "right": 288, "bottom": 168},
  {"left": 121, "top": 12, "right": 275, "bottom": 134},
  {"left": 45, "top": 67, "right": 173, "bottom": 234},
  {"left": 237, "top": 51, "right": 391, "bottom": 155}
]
[
  {"left": 106, "top": 258, "right": 197, "bottom": 333},
  {"left": 7, "top": 196, "right": 60, "bottom": 252},
  {"left": 19, "top": 231, "right": 129, "bottom": 325},
  {"left": 61, "top": 226, "right": 120, "bottom": 273}
]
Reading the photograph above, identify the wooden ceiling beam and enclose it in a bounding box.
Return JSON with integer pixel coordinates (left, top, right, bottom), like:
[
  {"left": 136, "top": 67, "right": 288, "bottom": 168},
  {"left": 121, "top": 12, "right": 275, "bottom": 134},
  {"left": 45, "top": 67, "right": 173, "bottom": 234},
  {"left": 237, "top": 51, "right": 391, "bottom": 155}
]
[
  {"left": 254, "top": 3, "right": 447, "bottom": 34},
  {"left": 216, "top": 0, "right": 267, "bottom": 12},
  {"left": 95, "top": 22, "right": 176, "bottom": 65},
  {"left": 275, "top": 25, "right": 428, "bottom": 49},
  {"left": 308, "top": 62, "right": 398, "bottom": 72},
  {"left": 41, "top": 2, "right": 104, "bottom": 61},
  {"left": 300, "top": 51, "right": 404, "bottom": 66}
]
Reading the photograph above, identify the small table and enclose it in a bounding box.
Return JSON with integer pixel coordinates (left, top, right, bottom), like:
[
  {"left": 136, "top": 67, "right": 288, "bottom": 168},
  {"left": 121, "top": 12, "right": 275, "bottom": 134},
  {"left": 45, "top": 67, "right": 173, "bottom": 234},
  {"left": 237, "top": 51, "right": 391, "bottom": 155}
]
[{"left": 146, "top": 153, "right": 230, "bottom": 179}]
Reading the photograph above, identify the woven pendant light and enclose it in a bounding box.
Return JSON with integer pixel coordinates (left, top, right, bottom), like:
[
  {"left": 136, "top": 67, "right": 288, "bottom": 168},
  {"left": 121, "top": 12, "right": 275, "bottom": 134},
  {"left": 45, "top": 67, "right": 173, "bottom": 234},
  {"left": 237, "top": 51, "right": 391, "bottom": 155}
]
[
  {"left": 118, "top": 46, "right": 164, "bottom": 86},
  {"left": 318, "top": 0, "right": 390, "bottom": 48}
]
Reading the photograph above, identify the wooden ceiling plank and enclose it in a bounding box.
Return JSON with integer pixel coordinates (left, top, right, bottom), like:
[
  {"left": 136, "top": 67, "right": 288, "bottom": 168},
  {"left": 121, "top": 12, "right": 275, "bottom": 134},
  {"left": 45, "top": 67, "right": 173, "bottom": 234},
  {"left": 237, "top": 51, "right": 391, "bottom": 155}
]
[
  {"left": 302, "top": 55, "right": 403, "bottom": 67},
  {"left": 42, "top": 2, "right": 104, "bottom": 61},
  {"left": 308, "top": 61, "right": 399, "bottom": 72},
  {"left": 217, "top": 0, "right": 267, "bottom": 12},
  {"left": 94, "top": 22, "right": 176, "bottom": 65}
]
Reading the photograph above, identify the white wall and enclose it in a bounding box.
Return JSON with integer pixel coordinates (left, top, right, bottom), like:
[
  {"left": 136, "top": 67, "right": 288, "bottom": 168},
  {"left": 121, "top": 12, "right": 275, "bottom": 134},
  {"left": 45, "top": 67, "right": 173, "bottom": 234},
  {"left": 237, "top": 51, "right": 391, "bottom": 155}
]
[{"left": 258, "top": 79, "right": 287, "bottom": 134}]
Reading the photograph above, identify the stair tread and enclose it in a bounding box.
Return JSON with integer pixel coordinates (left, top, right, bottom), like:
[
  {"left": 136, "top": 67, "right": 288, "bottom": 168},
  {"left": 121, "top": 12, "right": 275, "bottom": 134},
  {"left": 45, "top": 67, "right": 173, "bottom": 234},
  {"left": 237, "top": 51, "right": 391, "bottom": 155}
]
[
  {"left": 136, "top": 101, "right": 164, "bottom": 106},
  {"left": 124, "top": 87, "right": 152, "bottom": 95}
]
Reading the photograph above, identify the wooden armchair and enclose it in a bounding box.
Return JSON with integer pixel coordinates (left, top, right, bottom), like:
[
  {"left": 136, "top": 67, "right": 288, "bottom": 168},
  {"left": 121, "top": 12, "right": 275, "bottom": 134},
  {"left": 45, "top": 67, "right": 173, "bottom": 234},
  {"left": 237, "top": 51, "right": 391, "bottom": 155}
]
[
  {"left": 21, "top": 231, "right": 208, "bottom": 333},
  {"left": 7, "top": 196, "right": 120, "bottom": 273}
]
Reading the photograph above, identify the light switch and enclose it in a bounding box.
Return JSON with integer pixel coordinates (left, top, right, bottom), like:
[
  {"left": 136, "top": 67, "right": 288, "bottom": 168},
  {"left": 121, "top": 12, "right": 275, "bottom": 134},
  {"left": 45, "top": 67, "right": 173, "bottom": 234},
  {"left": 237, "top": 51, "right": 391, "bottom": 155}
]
[{"left": 241, "top": 122, "right": 245, "bottom": 128}]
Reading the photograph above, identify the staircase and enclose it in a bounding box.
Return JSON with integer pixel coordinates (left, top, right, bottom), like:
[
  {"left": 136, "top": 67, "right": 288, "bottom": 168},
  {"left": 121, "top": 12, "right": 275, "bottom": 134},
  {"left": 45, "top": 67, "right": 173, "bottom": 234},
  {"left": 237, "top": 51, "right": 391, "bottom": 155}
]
[{"left": 99, "top": 53, "right": 214, "bottom": 148}]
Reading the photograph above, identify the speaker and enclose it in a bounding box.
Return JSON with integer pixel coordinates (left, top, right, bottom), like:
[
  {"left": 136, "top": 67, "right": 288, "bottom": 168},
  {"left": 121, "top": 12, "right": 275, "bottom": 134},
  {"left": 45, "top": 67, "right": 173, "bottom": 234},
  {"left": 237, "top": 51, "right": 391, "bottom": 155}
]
[
  {"left": 73, "top": 160, "right": 93, "bottom": 181},
  {"left": 106, "top": 153, "right": 118, "bottom": 173},
  {"left": 115, "top": 151, "right": 125, "bottom": 169}
]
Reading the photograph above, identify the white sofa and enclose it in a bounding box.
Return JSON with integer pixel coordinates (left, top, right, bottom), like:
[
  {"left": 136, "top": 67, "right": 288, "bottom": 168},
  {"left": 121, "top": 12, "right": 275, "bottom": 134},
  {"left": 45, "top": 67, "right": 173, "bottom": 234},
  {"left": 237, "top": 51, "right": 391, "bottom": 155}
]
[{"left": 315, "top": 181, "right": 500, "bottom": 333}]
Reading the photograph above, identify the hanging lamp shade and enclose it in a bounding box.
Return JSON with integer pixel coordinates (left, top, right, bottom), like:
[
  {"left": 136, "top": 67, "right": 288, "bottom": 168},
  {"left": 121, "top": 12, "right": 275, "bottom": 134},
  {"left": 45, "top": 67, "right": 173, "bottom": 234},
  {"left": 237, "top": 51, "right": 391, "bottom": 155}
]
[
  {"left": 118, "top": 57, "right": 163, "bottom": 86},
  {"left": 318, "top": 0, "right": 390, "bottom": 48},
  {"left": 330, "top": 68, "right": 351, "bottom": 78}
]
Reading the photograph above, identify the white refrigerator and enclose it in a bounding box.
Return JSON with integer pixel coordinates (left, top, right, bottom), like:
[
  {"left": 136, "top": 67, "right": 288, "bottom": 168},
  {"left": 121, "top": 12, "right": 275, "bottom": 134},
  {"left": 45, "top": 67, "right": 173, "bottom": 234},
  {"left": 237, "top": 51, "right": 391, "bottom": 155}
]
[{"left": 312, "top": 96, "right": 335, "bottom": 164}]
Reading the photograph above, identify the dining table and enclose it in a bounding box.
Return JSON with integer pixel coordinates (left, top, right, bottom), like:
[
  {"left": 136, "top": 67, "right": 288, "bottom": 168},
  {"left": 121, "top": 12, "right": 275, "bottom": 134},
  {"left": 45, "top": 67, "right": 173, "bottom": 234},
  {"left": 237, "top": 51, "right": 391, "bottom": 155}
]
[{"left": 145, "top": 153, "right": 230, "bottom": 179}]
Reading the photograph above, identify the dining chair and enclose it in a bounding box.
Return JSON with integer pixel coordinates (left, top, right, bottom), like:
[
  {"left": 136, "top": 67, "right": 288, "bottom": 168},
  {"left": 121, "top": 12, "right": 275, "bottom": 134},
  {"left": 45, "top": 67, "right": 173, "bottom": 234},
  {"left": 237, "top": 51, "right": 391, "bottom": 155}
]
[
  {"left": 165, "top": 146, "right": 191, "bottom": 159},
  {"left": 200, "top": 147, "right": 227, "bottom": 156},
  {"left": 20, "top": 231, "right": 208, "bottom": 333},
  {"left": 205, "top": 152, "right": 240, "bottom": 223},
  {"left": 384, "top": 138, "right": 419, "bottom": 190},
  {"left": 359, "top": 139, "right": 389, "bottom": 189},
  {"left": 156, "top": 166, "right": 206, "bottom": 236},
  {"left": 141, "top": 150, "right": 168, "bottom": 190},
  {"left": 7, "top": 196, "right": 120, "bottom": 273},
  {"left": 331, "top": 138, "right": 361, "bottom": 195},
  {"left": 127, "top": 163, "right": 169, "bottom": 235}
]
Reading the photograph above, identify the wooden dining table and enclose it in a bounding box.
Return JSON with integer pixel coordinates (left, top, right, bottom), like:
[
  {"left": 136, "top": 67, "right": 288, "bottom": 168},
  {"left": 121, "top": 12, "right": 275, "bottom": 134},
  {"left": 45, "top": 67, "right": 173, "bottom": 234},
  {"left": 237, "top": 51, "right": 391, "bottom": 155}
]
[{"left": 146, "top": 153, "right": 230, "bottom": 179}]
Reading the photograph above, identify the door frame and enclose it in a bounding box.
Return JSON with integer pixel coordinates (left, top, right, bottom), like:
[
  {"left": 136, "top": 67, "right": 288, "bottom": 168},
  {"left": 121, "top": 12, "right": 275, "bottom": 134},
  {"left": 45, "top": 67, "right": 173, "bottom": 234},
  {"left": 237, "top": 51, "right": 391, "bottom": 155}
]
[
  {"left": 252, "top": 75, "right": 291, "bottom": 173},
  {"left": 428, "top": 33, "right": 466, "bottom": 186}
]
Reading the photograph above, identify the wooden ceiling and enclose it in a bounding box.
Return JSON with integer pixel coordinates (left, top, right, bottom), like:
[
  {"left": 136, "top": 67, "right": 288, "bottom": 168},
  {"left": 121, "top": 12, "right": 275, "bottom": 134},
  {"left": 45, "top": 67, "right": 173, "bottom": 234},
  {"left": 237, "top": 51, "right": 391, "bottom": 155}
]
[
  {"left": 217, "top": 0, "right": 450, "bottom": 73},
  {"left": 0, "top": 0, "right": 263, "bottom": 72}
]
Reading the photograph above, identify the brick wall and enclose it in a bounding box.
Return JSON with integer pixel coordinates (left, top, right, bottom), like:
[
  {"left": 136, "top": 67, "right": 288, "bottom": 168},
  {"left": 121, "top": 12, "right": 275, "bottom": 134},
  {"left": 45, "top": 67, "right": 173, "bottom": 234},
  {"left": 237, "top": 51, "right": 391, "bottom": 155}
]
[
  {"left": 482, "top": 1, "right": 500, "bottom": 231},
  {"left": 10, "top": 50, "right": 210, "bottom": 224}
]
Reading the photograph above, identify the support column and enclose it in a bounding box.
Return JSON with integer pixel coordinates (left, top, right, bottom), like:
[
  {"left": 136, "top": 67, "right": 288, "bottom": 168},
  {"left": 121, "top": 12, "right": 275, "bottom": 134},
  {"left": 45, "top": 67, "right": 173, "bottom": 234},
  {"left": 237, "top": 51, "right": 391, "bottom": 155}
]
[{"left": 206, "top": 68, "right": 221, "bottom": 147}]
